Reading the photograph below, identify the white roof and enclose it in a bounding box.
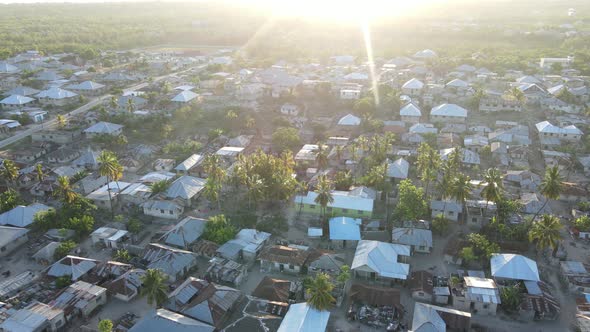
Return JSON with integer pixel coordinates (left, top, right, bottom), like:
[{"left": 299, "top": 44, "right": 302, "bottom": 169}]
[
  {"left": 0, "top": 203, "right": 51, "bottom": 227},
  {"left": 0, "top": 119, "right": 21, "bottom": 128},
  {"left": 171, "top": 90, "right": 198, "bottom": 103},
  {"left": 36, "top": 87, "right": 77, "bottom": 99},
  {"left": 411, "top": 303, "right": 470, "bottom": 332},
  {"left": 446, "top": 78, "right": 469, "bottom": 88},
  {"left": 166, "top": 176, "right": 206, "bottom": 200},
  {"left": 87, "top": 182, "right": 131, "bottom": 201},
  {"left": 296, "top": 189, "right": 374, "bottom": 212},
  {"left": 84, "top": 121, "right": 123, "bottom": 134},
  {"left": 431, "top": 103, "right": 468, "bottom": 118},
  {"left": 409, "top": 123, "right": 437, "bottom": 134},
  {"left": 338, "top": 114, "right": 361, "bottom": 126},
  {"left": 414, "top": 49, "right": 438, "bottom": 58},
  {"left": 215, "top": 146, "right": 244, "bottom": 156},
  {"left": 175, "top": 154, "right": 203, "bottom": 172},
  {"left": 464, "top": 276, "right": 501, "bottom": 304},
  {"left": 490, "top": 253, "right": 540, "bottom": 281},
  {"left": 0, "top": 94, "right": 34, "bottom": 105},
  {"left": 387, "top": 158, "right": 409, "bottom": 179},
  {"left": 277, "top": 303, "right": 330, "bottom": 332},
  {"left": 440, "top": 148, "right": 480, "bottom": 165},
  {"left": 402, "top": 78, "right": 425, "bottom": 90},
  {"left": 400, "top": 103, "right": 422, "bottom": 117},
  {"left": 174, "top": 85, "right": 195, "bottom": 91},
  {"left": 351, "top": 240, "right": 411, "bottom": 280},
  {"left": 0, "top": 226, "right": 29, "bottom": 248},
  {"left": 391, "top": 228, "right": 433, "bottom": 248},
  {"left": 66, "top": 80, "right": 105, "bottom": 91},
  {"left": 129, "top": 308, "right": 214, "bottom": 332},
  {"left": 8, "top": 86, "right": 39, "bottom": 96},
  {"left": 0, "top": 61, "right": 19, "bottom": 73},
  {"left": 329, "top": 217, "right": 361, "bottom": 241},
  {"left": 536, "top": 121, "right": 583, "bottom": 135}
]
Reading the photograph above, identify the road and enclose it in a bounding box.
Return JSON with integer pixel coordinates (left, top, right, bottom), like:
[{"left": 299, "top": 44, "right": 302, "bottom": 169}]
[{"left": 0, "top": 64, "right": 206, "bottom": 150}]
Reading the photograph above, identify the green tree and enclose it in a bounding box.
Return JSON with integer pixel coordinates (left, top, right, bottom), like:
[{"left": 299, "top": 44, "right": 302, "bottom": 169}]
[
  {"left": 149, "top": 180, "right": 170, "bottom": 196},
  {"left": 431, "top": 214, "right": 450, "bottom": 235},
  {"left": 56, "top": 114, "right": 67, "bottom": 129},
  {"left": 272, "top": 127, "right": 301, "bottom": 153},
  {"left": 127, "top": 218, "right": 142, "bottom": 234},
  {"left": 333, "top": 170, "right": 353, "bottom": 191},
  {"left": 416, "top": 143, "right": 441, "bottom": 198},
  {"left": 315, "top": 144, "right": 329, "bottom": 170},
  {"left": 500, "top": 284, "right": 522, "bottom": 313},
  {"left": 203, "top": 154, "right": 225, "bottom": 210},
  {"left": 0, "top": 188, "right": 23, "bottom": 213},
  {"left": 528, "top": 214, "right": 563, "bottom": 256},
  {"left": 55, "top": 176, "right": 79, "bottom": 205},
  {"left": 532, "top": 166, "right": 562, "bottom": 222},
  {"left": 394, "top": 179, "right": 427, "bottom": 222},
  {"left": 508, "top": 87, "right": 526, "bottom": 106},
  {"left": 140, "top": 269, "right": 168, "bottom": 307},
  {"left": 98, "top": 319, "right": 113, "bottom": 332},
  {"left": 55, "top": 275, "right": 72, "bottom": 289},
  {"left": 126, "top": 98, "right": 135, "bottom": 114},
  {"left": 54, "top": 240, "right": 77, "bottom": 260},
  {"left": 114, "top": 249, "right": 131, "bottom": 263},
  {"left": 467, "top": 233, "right": 500, "bottom": 260},
  {"left": 202, "top": 215, "right": 237, "bottom": 244},
  {"left": 353, "top": 96, "right": 375, "bottom": 117},
  {"left": 0, "top": 160, "right": 19, "bottom": 187},
  {"left": 459, "top": 247, "right": 476, "bottom": 263},
  {"left": 450, "top": 173, "right": 473, "bottom": 223},
  {"left": 314, "top": 174, "right": 334, "bottom": 221},
  {"left": 336, "top": 265, "right": 351, "bottom": 286},
  {"left": 35, "top": 163, "right": 45, "bottom": 183},
  {"left": 481, "top": 168, "right": 503, "bottom": 213},
  {"left": 306, "top": 273, "right": 335, "bottom": 311},
  {"left": 574, "top": 215, "right": 590, "bottom": 232},
  {"left": 97, "top": 150, "right": 123, "bottom": 217},
  {"left": 67, "top": 215, "right": 94, "bottom": 237}
]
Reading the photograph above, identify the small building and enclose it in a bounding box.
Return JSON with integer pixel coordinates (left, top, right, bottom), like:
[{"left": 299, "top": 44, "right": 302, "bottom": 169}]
[
  {"left": 430, "top": 200, "right": 462, "bottom": 222},
  {"left": 410, "top": 302, "right": 471, "bottom": 332},
  {"left": 0, "top": 301, "right": 65, "bottom": 332},
  {"left": 0, "top": 226, "right": 29, "bottom": 257},
  {"left": 464, "top": 276, "right": 501, "bottom": 315},
  {"left": 35, "top": 87, "right": 78, "bottom": 106},
  {"left": 337, "top": 114, "right": 361, "bottom": 126},
  {"left": 295, "top": 186, "right": 376, "bottom": 219},
  {"left": 560, "top": 261, "right": 590, "bottom": 293},
  {"left": 280, "top": 103, "right": 300, "bottom": 116},
  {"left": 50, "top": 281, "right": 107, "bottom": 319},
  {"left": 490, "top": 253, "right": 540, "bottom": 282},
  {"left": 165, "top": 175, "right": 206, "bottom": 207},
  {"left": 83, "top": 121, "right": 124, "bottom": 138},
  {"left": 129, "top": 308, "right": 215, "bottom": 332},
  {"left": 252, "top": 276, "right": 293, "bottom": 303},
  {"left": 387, "top": 158, "right": 410, "bottom": 180},
  {"left": 258, "top": 245, "right": 312, "bottom": 274},
  {"left": 47, "top": 255, "right": 99, "bottom": 281},
  {"left": 153, "top": 158, "right": 175, "bottom": 172},
  {"left": 105, "top": 268, "right": 146, "bottom": 302},
  {"left": 86, "top": 181, "right": 131, "bottom": 211},
  {"left": 351, "top": 240, "right": 411, "bottom": 285},
  {"left": 142, "top": 200, "right": 184, "bottom": 220},
  {"left": 0, "top": 203, "right": 51, "bottom": 227},
  {"left": 307, "top": 252, "right": 346, "bottom": 278},
  {"left": 277, "top": 303, "right": 330, "bottom": 332},
  {"left": 142, "top": 243, "right": 197, "bottom": 282},
  {"left": 402, "top": 78, "right": 424, "bottom": 97},
  {"left": 174, "top": 154, "right": 203, "bottom": 175},
  {"left": 328, "top": 217, "right": 361, "bottom": 249},
  {"left": 217, "top": 229, "right": 271, "bottom": 262},
  {"left": 205, "top": 257, "right": 248, "bottom": 286},
  {"left": 161, "top": 216, "right": 207, "bottom": 249},
  {"left": 400, "top": 103, "right": 422, "bottom": 123},
  {"left": 409, "top": 270, "right": 434, "bottom": 303},
  {"left": 340, "top": 89, "right": 361, "bottom": 100},
  {"left": 46, "top": 147, "right": 80, "bottom": 164},
  {"left": 521, "top": 281, "right": 560, "bottom": 321},
  {"left": 391, "top": 228, "right": 433, "bottom": 254},
  {"left": 90, "top": 227, "right": 129, "bottom": 248},
  {"left": 430, "top": 103, "right": 468, "bottom": 123}
]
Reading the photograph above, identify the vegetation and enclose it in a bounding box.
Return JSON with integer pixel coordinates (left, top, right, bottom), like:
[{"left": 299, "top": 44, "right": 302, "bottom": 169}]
[
  {"left": 481, "top": 168, "right": 503, "bottom": 211},
  {"left": 0, "top": 189, "right": 24, "bottom": 213},
  {"left": 140, "top": 269, "right": 168, "bottom": 307},
  {"left": 272, "top": 127, "right": 301, "bottom": 153},
  {"left": 431, "top": 214, "right": 450, "bottom": 235},
  {"left": 306, "top": 273, "right": 335, "bottom": 311},
  {"left": 528, "top": 214, "right": 563, "bottom": 256},
  {"left": 98, "top": 319, "right": 113, "bottom": 332},
  {"left": 55, "top": 275, "right": 72, "bottom": 289},
  {"left": 97, "top": 150, "right": 123, "bottom": 216},
  {"left": 573, "top": 215, "right": 590, "bottom": 232},
  {"left": 416, "top": 143, "right": 441, "bottom": 198},
  {"left": 336, "top": 265, "right": 351, "bottom": 286},
  {"left": 114, "top": 249, "right": 131, "bottom": 263},
  {"left": 202, "top": 214, "right": 237, "bottom": 244},
  {"left": 149, "top": 180, "right": 170, "bottom": 196},
  {"left": 0, "top": 160, "right": 19, "bottom": 187},
  {"left": 394, "top": 179, "right": 427, "bottom": 222},
  {"left": 500, "top": 284, "right": 523, "bottom": 313},
  {"left": 460, "top": 233, "right": 500, "bottom": 264},
  {"left": 54, "top": 240, "right": 77, "bottom": 260},
  {"left": 333, "top": 170, "right": 353, "bottom": 191},
  {"left": 533, "top": 166, "right": 562, "bottom": 221},
  {"left": 314, "top": 175, "right": 334, "bottom": 222}
]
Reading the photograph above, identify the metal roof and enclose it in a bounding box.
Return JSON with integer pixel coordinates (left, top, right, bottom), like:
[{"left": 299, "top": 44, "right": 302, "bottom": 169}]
[
  {"left": 328, "top": 217, "right": 361, "bottom": 241},
  {"left": 490, "top": 253, "right": 540, "bottom": 281},
  {"left": 129, "top": 309, "right": 214, "bottom": 332},
  {"left": 352, "top": 240, "right": 411, "bottom": 280},
  {"left": 277, "top": 303, "right": 330, "bottom": 332}
]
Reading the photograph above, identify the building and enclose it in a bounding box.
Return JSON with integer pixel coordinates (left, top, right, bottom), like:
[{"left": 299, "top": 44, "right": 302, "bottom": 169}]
[
  {"left": 409, "top": 270, "right": 434, "bottom": 303},
  {"left": 295, "top": 186, "right": 376, "bottom": 219},
  {"left": 490, "top": 254, "right": 540, "bottom": 282},
  {"left": 0, "top": 226, "right": 29, "bottom": 257},
  {"left": 400, "top": 103, "right": 422, "bottom": 123},
  {"left": 410, "top": 302, "right": 471, "bottom": 332},
  {"left": 86, "top": 181, "right": 131, "bottom": 211},
  {"left": 258, "top": 245, "right": 312, "bottom": 274},
  {"left": 105, "top": 268, "right": 146, "bottom": 302},
  {"left": 142, "top": 243, "right": 197, "bottom": 282},
  {"left": 50, "top": 281, "right": 107, "bottom": 318},
  {"left": 430, "top": 200, "right": 462, "bottom": 222},
  {"left": 165, "top": 175, "right": 206, "bottom": 207},
  {"left": 536, "top": 121, "right": 583, "bottom": 141},
  {"left": 0, "top": 203, "right": 51, "bottom": 227},
  {"left": 277, "top": 303, "right": 330, "bottom": 332},
  {"left": 161, "top": 216, "right": 207, "bottom": 249},
  {"left": 252, "top": 276, "right": 293, "bottom": 303},
  {"left": 0, "top": 301, "right": 65, "bottom": 332},
  {"left": 217, "top": 229, "right": 271, "bottom": 262},
  {"left": 83, "top": 121, "right": 124, "bottom": 138},
  {"left": 32, "top": 130, "right": 81, "bottom": 144},
  {"left": 462, "top": 277, "right": 501, "bottom": 315},
  {"left": 205, "top": 257, "right": 248, "bottom": 286},
  {"left": 47, "top": 255, "right": 99, "bottom": 281},
  {"left": 280, "top": 103, "right": 300, "bottom": 116},
  {"left": 402, "top": 78, "right": 425, "bottom": 97},
  {"left": 90, "top": 227, "right": 129, "bottom": 248},
  {"left": 129, "top": 308, "right": 214, "bottom": 332},
  {"left": 386, "top": 158, "right": 410, "bottom": 180},
  {"left": 351, "top": 240, "right": 411, "bottom": 284},
  {"left": 142, "top": 200, "right": 184, "bottom": 220},
  {"left": 430, "top": 104, "right": 468, "bottom": 123},
  {"left": 391, "top": 228, "right": 433, "bottom": 254},
  {"left": 340, "top": 89, "right": 361, "bottom": 100},
  {"left": 328, "top": 217, "right": 361, "bottom": 249},
  {"left": 560, "top": 261, "right": 590, "bottom": 293},
  {"left": 174, "top": 154, "right": 204, "bottom": 175}
]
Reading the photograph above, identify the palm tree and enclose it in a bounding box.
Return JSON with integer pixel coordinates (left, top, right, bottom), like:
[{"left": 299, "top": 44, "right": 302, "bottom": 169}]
[
  {"left": 98, "top": 150, "right": 123, "bottom": 216},
  {"left": 306, "top": 273, "right": 335, "bottom": 311},
  {"left": 316, "top": 144, "right": 328, "bottom": 170},
  {"left": 149, "top": 180, "right": 170, "bottom": 196},
  {"left": 126, "top": 98, "right": 135, "bottom": 114},
  {"left": 451, "top": 173, "right": 473, "bottom": 224},
  {"left": 481, "top": 168, "right": 503, "bottom": 213},
  {"left": 532, "top": 166, "right": 563, "bottom": 222},
  {"left": 314, "top": 175, "right": 334, "bottom": 222},
  {"left": 55, "top": 176, "right": 78, "bottom": 204},
  {"left": 109, "top": 96, "right": 118, "bottom": 110},
  {"left": 35, "top": 163, "right": 45, "bottom": 183},
  {"left": 528, "top": 214, "right": 563, "bottom": 256},
  {"left": 56, "top": 114, "right": 67, "bottom": 129},
  {"left": 140, "top": 269, "right": 168, "bottom": 307},
  {"left": 508, "top": 87, "right": 526, "bottom": 106},
  {"left": 114, "top": 249, "right": 131, "bottom": 263},
  {"left": 0, "top": 160, "right": 19, "bottom": 188}
]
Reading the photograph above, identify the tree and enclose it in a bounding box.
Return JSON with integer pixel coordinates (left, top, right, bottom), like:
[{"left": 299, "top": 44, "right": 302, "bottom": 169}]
[
  {"left": 532, "top": 166, "right": 562, "bottom": 221},
  {"left": 54, "top": 240, "right": 77, "bottom": 260},
  {"left": 55, "top": 176, "right": 79, "bottom": 204},
  {"left": 0, "top": 189, "right": 23, "bottom": 213},
  {"left": 67, "top": 215, "right": 94, "bottom": 237},
  {"left": 98, "top": 319, "right": 113, "bottom": 332},
  {"left": 0, "top": 160, "right": 19, "bottom": 187},
  {"left": 203, "top": 154, "right": 225, "bottom": 210},
  {"left": 98, "top": 150, "right": 123, "bottom": 217},
  {"left": 306, "top": 273, "right": 335, "bottom": 311},
  {"left": 56, "top": 114, "right": 67, "bottom": 129},
  {"left": 314, "top": 175, "right": 334, "bottom": 221},
  {"left": 35, "top": 163, "right": 45, "bottom": 183},
  {"left": 416, "top": 143, "right": 441, "bottom": 198},
  {"left": 481, "top": 168, "right": 503, "bottom": 213},
  {"left": 459, "top": 247, "right": 476, "bottom": 263},
  {"left": 333, "top": 171, "right": 353, "bottom": 191},
  {"left": 431, "top": 214, "right": 450, "bottom": 235},
  {"left": 271, "top": 127, "right": 301, "bottom": 153},
  {"left": 500, "top": 284, "right": 522, "bottom": 313},
  {"left": 353, "top": 96, "right": 375, "bottom": 117},
  {"left": 528, "top": 214, "right": 563, "bottom": 256},
  {"left": 316, "top": 144, "right": 328, "bottom": 170},
  {"left": 55, "top": 275, "right": 72, "bottom": 289},
  {"left": 574, "top": 215, "right": 590, "bottom": 232},
  {"left": 202, "top": 214, "right": 237, "bottom": 244},
  {"left": 114, "top": 249, "right": 131, "bottom": 263},
  {"left": 149, "top": 180, "right": 170, "bottom": 196},
  {"left": 336, "top": 265, "right": 351, "bottom": 286},
  {"left": 126, "top": 98, "right": 135, "bottom": 113},
  {"left": 394, "top": 179, "right": 427, "bottom": 222},
  {"left": 140, "top": 269, "right": 168, "bottom": 307},
  {"left": 508, "top": 87, "right": 526, "bottom": 106},
  {"left": 127, "top": 218, "right": 142, "bottom": 234},
  {"left": 109, "top": 96, "right": 118, "bottom": 110},
  {"left": 450, "top": 173, "right": 473, "bottom": 223}
]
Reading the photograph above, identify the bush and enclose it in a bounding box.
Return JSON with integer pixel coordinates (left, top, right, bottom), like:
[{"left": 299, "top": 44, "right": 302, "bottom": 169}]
[{"left": 54, "top": 241, "right": 77, "bottom": 260}]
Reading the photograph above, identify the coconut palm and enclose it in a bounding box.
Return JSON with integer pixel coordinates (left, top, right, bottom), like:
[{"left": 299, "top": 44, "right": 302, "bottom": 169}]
[
  {"left": 306, "top": 273, "right": 335, "bottom": 311},
  {"left": 140, "top": 269, "right": 168, "bottom": 307},
  {"left": 532, "top": 166, "right": 562, "bottom": 221},
  {"left": 528, "top": 214, "right": 563, "bottom": 256},
  {"left": 316, "top": 144, "right": 328, "bottom": 170},
  {"left": 509, "top": 87, "right": 526, "bottom": 106},
  {"left": 109, "top": 96, "right": 118, "bottom": 110},
  {"left": 451, "top": 173, "right": 473, "bottom": 223},
  {"left": 126, "top": 98, "right": 135, "bottom": 114},
  {"left": 97, "top": 150, "right": 123, "bottom": 216},
  {"left": 481, "top": 168, "right": 503, "bottom": 213},
  {"left": 55, "top": 176, "right": 78, "bottom": 204},
  {"left": 149, "top": 179, "right": 170, "bottom": 196},
  {"left": 0, "top": 160, "right": 19, "bottom": 188},
  {"left": 35, "top": 163, "right": 45, "bottom": 183},
  {"left": 56, "top": 114, "right": 67, "bottom": 129},
  {"left": 314, "top": 174, "right": 334, "bottom": 221}
]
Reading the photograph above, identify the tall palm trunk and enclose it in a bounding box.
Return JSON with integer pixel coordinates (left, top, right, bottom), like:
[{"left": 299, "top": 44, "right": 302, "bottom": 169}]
[
  {"left": 106, "top": 179, "right": 114, "bottom": 218},
  {"left": 531, "top": 199, "right": 549, "bottom": 223}
]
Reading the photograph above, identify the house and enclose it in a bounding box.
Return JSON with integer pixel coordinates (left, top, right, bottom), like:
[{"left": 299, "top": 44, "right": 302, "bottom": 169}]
[
  {"left": 174, "top": 154, "right": 204, "bottom": 175},
  {"left": 47, "top": 255, "right": 99, "bottom": 281},
  {"left": 13, "top": 146, "right": 45, "bottom": 162},
  {"left": 294, "top": 144, "right": 322, "bottom": 168},
  {"left": 536, "top": 121, "right": 583, "bottom": 141},
  {"left": 490, "top": 253, "right": 540, "bottom": 282},
  {"left": 277, "top": 303, "right": 330, "bottom": 332},
  {"left": 142, "top": 243, "right": 197, "bottom": 282},
  {"left": 50, "top": 281, "right": 107, "bottom": 319},
  {"left": 430, "top": 104, "right": 468, "bottom": 123},
  {"left": 402, "top": 78, "right": 425, "bottom": 97},
  {"left": 340, "top": 89, "right": 361, "bottom": 100},
  {"left": 161, "top": 216, "right": 207, "bottom": 249},
  {"left": 521, "top": 281, "right": 560, "bottom": 321},
  {"left": 215, "top": 146, "right": 244, "bottom": 163},
  {"left": 280, "top": 103, "right": 300, "bottom": 116},
  {"left": 35, "top": 88, "right": 78, "bottom": 105},
  {"left": 140, "top": 171, "right": 176, "bottom": 184},
  {"left": 308, "top": 252, "right": 346, "bottom": 277},
  {"left": 351, "top": 240, "right": 411, "bottom": 284},
  {"left": 165, "top": 277, "right": 241, "bottom": 328},
  {"left": 0, "top": 226, "right": 29, "bottom": 257},
  {"left": 65, "top": 81, "right": 105, "bottom": 95},
  {"left": 560, "top": 182, "right": 589, "bottom": 202},
  {"left": 32, "top": 130, "right": 81, "bottom": 144},
  {"left": 117, "top": 95, "right": 147, "bottom": 110},
  {"left": 258, "top": 245, "right": 312, "bottom": 274},
  {"left": 520, "top": 193, "right": 551, "bottom": 215},
  {"left": 73, "top": 149, "right": 101, "bottom": 170},
  {"left": 386, "top": 158, "right": 410, "bottom": 180},
  {"left": 205, "top": 257, "right": 248, "bottom": 286},
  {"left": 46, "top": 147, "right": 80, "bottom": 163},
  {"left": 153, "top": 158, "right": 176, "bottom": 172},
  {"left": 0, "top": 301, "right": 65, "bottom": 332},
  {"left": 462, "top": 276, "right": 501, "bottom": 315},
  {"left": 0, "top": 94, "right": 35, "bottom": 109},
  {"left": 33, "top": 241, "right": 61, "bottom": 264},
  {"left": 465, "top": 200, "right": 496, "bottom": 228},
  {"left": 0, "top": 203, "right": 51, "bottom": 227},
  {"left": 295, "top": 186, "right": 376, "bottom": 218},
  {"left": 400, "top": 103, "right": 422, "bottom": 123},
  {"left": 479, "top": 95, "right": 521, "bottom": 112},
  {"left": 83, "top": 121, "right": 124, "bottom": 138},
  {"left": 410, "top": 302, "right": 471, "bottom": 332},
  {"left": 119, "top": 182, "right": 152, "bottom": 206},
  {"left": 329, "top": 217, "right": 361, "bottom": 248},
  {"left": 86, "top": 181, "right": 131, "bottom": 211},
  {"left": 409, "top": 270, "right": 434, "bottom": 303},
  {"left": 142, "top": 200, "right": 184, "bottom": 220},
  {"left": 217, "top": 228, "right": 271, "bottom": 262},
  {"left": 90, "top": 227, "right": 129, "bottom": 248},
  {"left": 504, "top": 170, "right": 541, "bottom": 191},
  {"left": 430, "top": 200, "right": 462, "bottom": 222},
  {"left": 463, "top": 135, "right": 488, "bottom": 153},
  {"left": 165, "top": 175, "right": 206, "bottom": 207},
  {"left": 440, "top": 148, "right": 480, "bottom": 167},
  {"left": 252, "top": 276, "right": 293, "bottom": 303},
  {"left": 129, "top": 308, "right": 214, "bottom": 332},
  {"left": 337, "top": 113, "right": 361, "bottom": 127},
  {"left": 391, "top": 228, "right": 433, "bottom": 254},
  {"left": 560, "top": 261, "right": 590, "bottom": 293},
  {"left": 105, "top": 269, "right": 146, "bottom": 302},
  {"left": 171, "top": 90, "right": 199, "bottom": 103},
  {"left": 540, "top": 56, "right": 573, "bottom": 70}
]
